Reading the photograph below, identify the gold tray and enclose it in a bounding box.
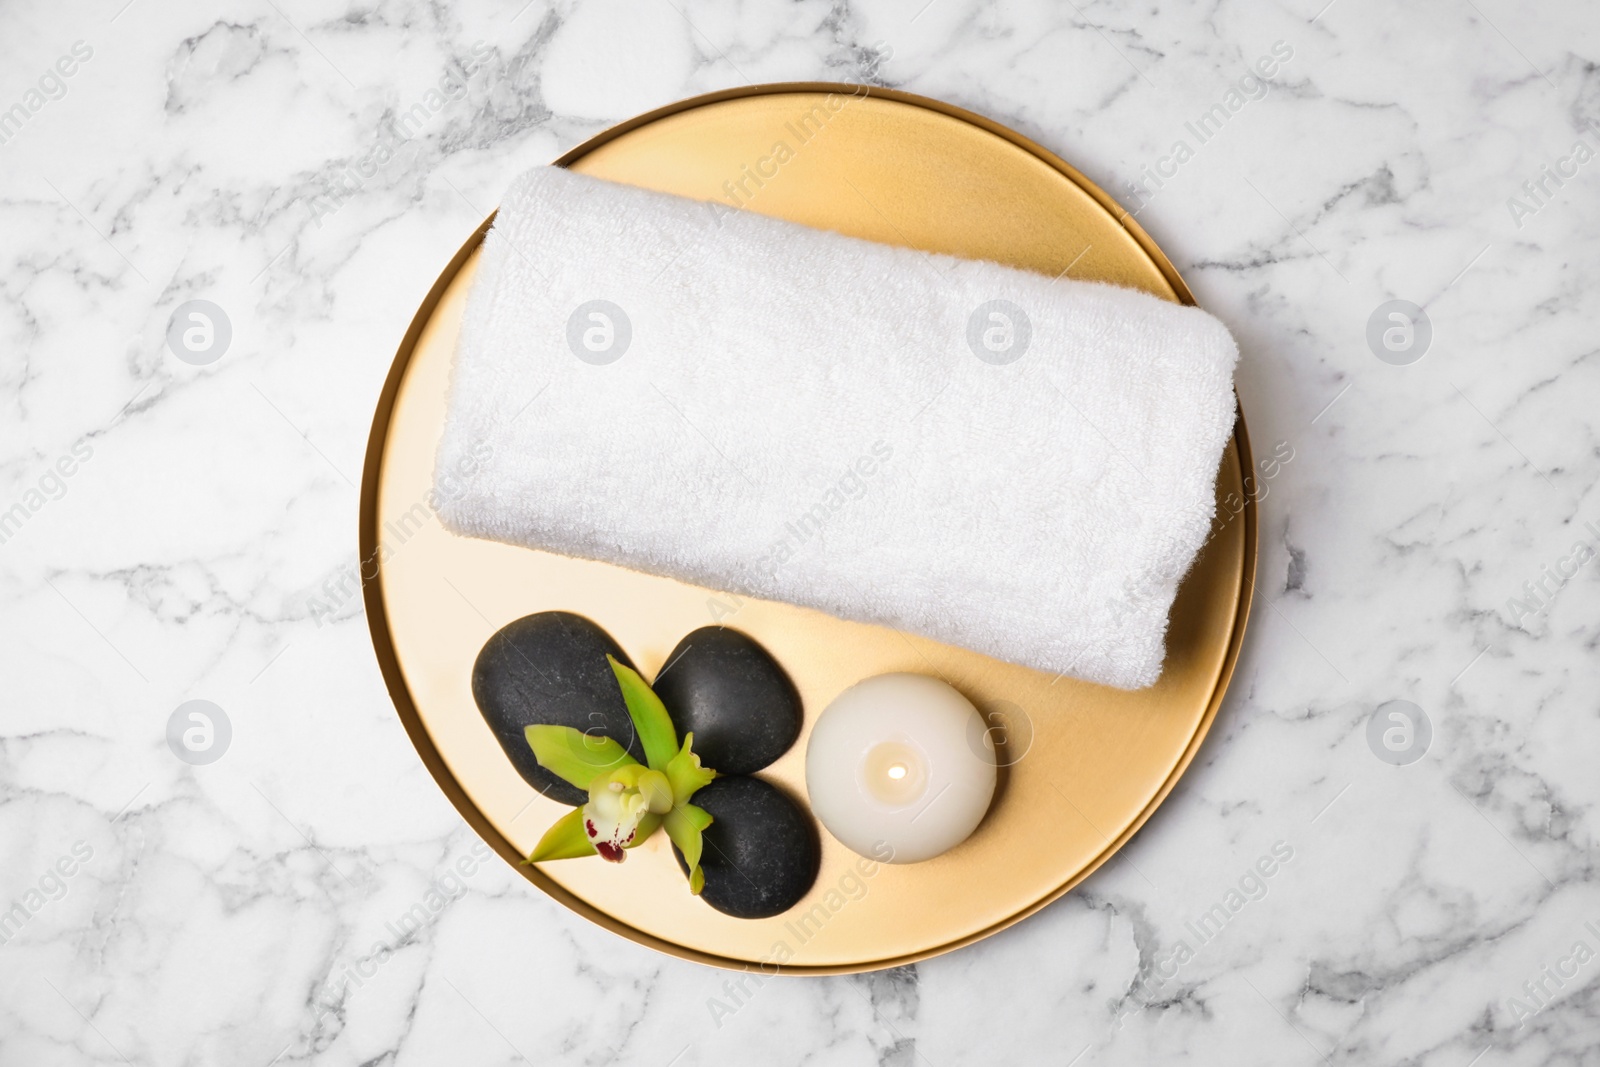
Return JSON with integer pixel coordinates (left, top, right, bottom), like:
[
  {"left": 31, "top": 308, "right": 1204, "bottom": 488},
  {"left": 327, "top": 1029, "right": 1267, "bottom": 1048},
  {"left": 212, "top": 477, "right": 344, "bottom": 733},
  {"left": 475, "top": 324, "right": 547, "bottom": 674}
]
[{"left": 360, "top": 84, "right": 1257, "bottom": 974}]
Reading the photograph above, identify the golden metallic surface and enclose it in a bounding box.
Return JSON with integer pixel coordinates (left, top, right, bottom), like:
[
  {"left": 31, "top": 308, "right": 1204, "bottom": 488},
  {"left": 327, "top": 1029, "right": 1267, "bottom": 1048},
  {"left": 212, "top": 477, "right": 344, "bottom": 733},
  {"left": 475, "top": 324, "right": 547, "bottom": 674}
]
[{"left": 361, "top": 84, "right": 1256, "bottom": 974}]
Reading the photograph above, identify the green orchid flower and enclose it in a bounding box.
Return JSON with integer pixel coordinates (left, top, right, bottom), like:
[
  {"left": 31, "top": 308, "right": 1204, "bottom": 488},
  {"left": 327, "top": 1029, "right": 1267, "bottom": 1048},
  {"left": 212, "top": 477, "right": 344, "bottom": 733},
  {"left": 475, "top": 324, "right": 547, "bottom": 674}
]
[{"left": 524, "top": 655, "right": 717, "bottom": 893}]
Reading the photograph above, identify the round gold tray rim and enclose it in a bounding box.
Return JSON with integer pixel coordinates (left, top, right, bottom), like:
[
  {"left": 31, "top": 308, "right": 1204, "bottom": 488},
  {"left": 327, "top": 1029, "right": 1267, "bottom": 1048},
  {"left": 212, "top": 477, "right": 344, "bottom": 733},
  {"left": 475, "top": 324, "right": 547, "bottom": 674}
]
[{"left": 359, "top": 81, "right": 1259, "bottom": 976}]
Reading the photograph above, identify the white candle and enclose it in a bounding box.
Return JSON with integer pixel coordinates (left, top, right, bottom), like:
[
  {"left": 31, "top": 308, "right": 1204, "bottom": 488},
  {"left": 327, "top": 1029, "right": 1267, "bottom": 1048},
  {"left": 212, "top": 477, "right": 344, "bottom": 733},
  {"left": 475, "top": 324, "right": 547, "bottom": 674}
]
[{"left": 805, "top": 673, "right": 997, "bottom": 864}]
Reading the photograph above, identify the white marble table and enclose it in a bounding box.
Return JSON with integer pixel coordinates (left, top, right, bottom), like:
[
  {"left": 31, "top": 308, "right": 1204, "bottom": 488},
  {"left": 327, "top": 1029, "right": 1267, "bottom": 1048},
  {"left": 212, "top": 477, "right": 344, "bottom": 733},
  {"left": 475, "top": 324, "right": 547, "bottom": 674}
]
[{"left": 3, "top": 0, "right": 1598, "bottom": 1063}]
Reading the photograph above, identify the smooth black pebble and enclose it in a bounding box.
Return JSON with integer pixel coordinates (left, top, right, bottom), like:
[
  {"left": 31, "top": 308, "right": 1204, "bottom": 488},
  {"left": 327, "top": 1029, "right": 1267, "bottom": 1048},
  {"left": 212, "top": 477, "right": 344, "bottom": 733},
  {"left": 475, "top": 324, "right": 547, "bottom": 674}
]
[
  {"left": 652, "top": 626, "right": 801, "bottom": 775},
  {"left": 676, "top": 776, "right": 819, "bottom": 919},
  {"left": 471, "top": 611, "right": 643, "bottom": 806}
]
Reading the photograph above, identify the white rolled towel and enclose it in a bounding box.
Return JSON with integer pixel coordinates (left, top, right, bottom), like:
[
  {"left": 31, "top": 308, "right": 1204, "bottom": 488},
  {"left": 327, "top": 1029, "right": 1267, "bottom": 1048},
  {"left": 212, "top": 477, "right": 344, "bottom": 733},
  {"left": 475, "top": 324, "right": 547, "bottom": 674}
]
[{"left": 435, "top": 165, "right": 1239, "bottom": 690}]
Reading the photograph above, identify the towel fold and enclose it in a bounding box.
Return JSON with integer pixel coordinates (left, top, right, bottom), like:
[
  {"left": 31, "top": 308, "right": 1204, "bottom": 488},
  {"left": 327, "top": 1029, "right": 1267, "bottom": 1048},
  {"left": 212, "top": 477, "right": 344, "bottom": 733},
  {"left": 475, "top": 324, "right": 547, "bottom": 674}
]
[{"left": 434, "top": 165, "right": 1239, "bottom": 690}]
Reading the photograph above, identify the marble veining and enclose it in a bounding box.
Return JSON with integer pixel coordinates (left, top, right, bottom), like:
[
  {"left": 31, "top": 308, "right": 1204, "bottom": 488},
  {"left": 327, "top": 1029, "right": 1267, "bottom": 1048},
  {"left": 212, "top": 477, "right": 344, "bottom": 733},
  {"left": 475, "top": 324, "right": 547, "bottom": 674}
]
[{"left": 3, "top": 0, "right": 1600, "bottom": 1063}]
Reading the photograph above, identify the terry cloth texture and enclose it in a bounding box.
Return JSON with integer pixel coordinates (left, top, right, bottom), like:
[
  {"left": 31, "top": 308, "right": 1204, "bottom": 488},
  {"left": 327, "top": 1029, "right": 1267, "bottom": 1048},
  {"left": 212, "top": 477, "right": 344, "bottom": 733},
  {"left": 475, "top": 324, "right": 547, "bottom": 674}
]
[{"left": 435, "top": 165, "right": 1240, "bottom": 690}]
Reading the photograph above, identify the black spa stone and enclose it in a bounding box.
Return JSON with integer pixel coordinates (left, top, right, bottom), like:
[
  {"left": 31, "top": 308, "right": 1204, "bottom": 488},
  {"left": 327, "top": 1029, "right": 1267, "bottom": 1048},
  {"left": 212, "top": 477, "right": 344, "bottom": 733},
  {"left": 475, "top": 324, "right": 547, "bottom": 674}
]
[
  {"left": 471, "top": 611, "right": 643, "bottom": 806},
  {"left": 677, "top": 776, "right": 819, "bottom": 919},
  {"left": 651, "top": 626, "right": 801, "bottom": 775}
]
